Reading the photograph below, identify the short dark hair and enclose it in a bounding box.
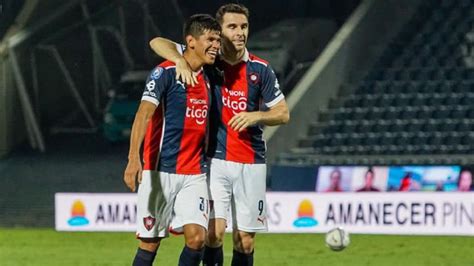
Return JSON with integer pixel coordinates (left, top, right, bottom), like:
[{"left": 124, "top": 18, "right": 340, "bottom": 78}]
[
  {"left": 215, "top": 3, "right": 249, "bottom": 24},
  {"left": 183, "top": 14, "right": 221, "bottom": 41}
]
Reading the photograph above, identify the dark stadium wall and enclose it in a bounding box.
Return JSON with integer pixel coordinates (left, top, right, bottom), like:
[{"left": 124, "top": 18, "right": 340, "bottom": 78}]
[
  {"left": 177, "top": 0, "right": 360, "bottom": 32},
  {"left": 0, "top": 0, "right": 360, "bottom": 156},
  {"left": 0, "top": 61, "right": 25, "bottom": 158}
]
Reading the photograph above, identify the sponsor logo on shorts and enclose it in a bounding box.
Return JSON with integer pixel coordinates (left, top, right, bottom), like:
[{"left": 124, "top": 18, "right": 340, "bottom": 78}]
[
  {"left": 257, "top": 217, "right": 265, "bottom": 225},
  {"left": 143, "top": 216, "right": 156, "bottom": 231}
]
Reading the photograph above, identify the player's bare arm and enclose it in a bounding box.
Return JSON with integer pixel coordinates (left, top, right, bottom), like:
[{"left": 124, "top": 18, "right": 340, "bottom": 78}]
[
  {"left": 228, "top": 99, "right": 290, "bottom": 132},
  {"left": 124, "top": 101, "right": 157, "bottom": 192},
  {"left": 149, "top": 37, "right": 198, "bottom": 86}
]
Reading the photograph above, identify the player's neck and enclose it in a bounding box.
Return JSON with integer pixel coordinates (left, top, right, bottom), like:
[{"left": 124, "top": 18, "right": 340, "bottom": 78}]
[
  {"left": 183, "top": 52, "right": 203, "bottom": 72},
  {"left": 221, "top": 45, "right": 246, "bottom": 65}
]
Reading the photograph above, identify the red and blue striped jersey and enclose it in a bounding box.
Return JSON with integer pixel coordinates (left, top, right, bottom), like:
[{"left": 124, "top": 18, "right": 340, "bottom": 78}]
[
  {"left": 206, "top": 50, "right": 285, "bottom": 164},
  {"left": 141, "top": 60, "right": 211, "bottom": 174}
]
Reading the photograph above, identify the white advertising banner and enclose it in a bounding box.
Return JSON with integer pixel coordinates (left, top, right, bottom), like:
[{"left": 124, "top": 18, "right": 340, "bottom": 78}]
[
  {"left": 265, "top": 192, "right": 473, "bottom": 235},
  {"left": 55, "top": 192, "right": 474, "bottom": 235},
  {"left": 55, "top": 193, "right": 137, "bottom": 231}
]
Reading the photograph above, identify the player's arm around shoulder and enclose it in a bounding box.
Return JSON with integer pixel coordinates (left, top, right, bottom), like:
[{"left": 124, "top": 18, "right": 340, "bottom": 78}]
[{"left": 149, "top": 37, "right": 197, "bottom": 86}]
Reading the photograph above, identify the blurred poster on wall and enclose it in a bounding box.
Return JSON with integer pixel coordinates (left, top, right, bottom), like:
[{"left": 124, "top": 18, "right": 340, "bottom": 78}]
[
  {"left": 420, "top": 166, "right": 461, "bottom": 191},
  {"left": 309, "top": 165, "right": 467, "bottom": 193},
  {"left": 350, "top": 166, "right": 389, "bottom": 192},
  {"left": 315, "top": 166, "right": 354, "bottom": 192},
  {"left": 387, "top": 166, "right": 460, "bottom": 192}
]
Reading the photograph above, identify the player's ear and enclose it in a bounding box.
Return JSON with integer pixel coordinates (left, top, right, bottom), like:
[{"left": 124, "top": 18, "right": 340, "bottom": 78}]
[{"left": 186, "top": 35, "right": 195, "bottom": 49}]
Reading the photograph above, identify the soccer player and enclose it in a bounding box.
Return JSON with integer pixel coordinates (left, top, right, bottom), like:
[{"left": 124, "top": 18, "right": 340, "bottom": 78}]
[
  {"left": 149, "top": 4, "right": 290, "bottom": 266},
  {"left": 123, "top": 14, "right": 221, "bottom": 266}
]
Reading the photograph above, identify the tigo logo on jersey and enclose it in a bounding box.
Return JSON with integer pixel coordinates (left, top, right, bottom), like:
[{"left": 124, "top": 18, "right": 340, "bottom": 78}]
[
  {"left": 67, "top": 200, "right": 89, "bottom": 226},
  {"left": 222, "top": 88, "right": 247, "bottom": 115},
  {"left": 293, "top": 199, "right": 318, "bottom": 227},
  {"left": 186, "top": 98, "right": 208, "bottom": 125}
]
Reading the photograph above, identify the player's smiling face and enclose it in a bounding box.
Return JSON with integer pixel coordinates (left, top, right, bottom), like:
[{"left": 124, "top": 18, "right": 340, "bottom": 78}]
[
  {"left": 220, "top": 12, "right": 249, "bottom": 52},
  {"left": 193, "top": 30, "right": 221, "bottom": 64}
]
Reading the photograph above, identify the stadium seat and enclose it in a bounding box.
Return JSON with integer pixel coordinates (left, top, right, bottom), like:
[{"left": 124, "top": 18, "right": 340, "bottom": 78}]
[{"left": 278, "top": 0, "right": 474, "bottom": 165}]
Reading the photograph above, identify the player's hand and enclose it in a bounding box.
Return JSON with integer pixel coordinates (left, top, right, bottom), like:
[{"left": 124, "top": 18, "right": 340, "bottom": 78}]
[
  {"left": 228, "top": 112, "right": 262, "bottom": 132},
  {"left": 176, "top": 57, "right": 198, "bottom": 86},
  {"left": 124, "top": 158, "right": 142, "bottom": 192}
]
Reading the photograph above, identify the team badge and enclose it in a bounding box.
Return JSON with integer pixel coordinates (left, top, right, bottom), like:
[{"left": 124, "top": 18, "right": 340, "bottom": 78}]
[
  {"left": 249, "top": 72, "right": 259, "bottom": 84},
  {"left": 151, "top": 67, "right": 164, "bottom": 80},
  {"left": 143, "top": 216, "right": 156, "bottom": 231}
]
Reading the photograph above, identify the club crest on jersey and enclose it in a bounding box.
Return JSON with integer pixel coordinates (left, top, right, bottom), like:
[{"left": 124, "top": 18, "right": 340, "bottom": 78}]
[
  {"left": 151, "top": 67, "right": 164, "bottom": 80},
  {"left": 143, "top": 216, "right": 156, "bottom": 231},
  {"left": 249, "top": 72, "right": 259, "bottom": 84}
]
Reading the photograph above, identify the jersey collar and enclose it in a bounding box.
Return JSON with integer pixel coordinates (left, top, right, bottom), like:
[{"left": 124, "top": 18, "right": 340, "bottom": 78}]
[
  {"left": 220, "top": 49, "right": 249, "bottom": 65},
  {"left": 193, "top": 68, "right": 203, "bottom": 75}
]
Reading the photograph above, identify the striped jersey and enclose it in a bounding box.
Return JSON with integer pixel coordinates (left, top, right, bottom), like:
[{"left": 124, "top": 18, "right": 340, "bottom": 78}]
[
  {"left": 206, "top": 49, "right": 285, "bottom": 164},
  {"left": 141, "top": 60, "right": 211, "bottom": 174}
]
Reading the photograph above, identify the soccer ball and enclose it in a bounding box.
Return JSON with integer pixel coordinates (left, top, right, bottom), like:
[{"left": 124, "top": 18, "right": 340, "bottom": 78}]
[{"left": 325, "top": 227, "right": 350, "bottom": 251}]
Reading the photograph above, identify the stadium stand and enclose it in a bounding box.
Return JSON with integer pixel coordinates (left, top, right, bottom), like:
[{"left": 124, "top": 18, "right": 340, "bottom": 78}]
[{"left": 277, "top": 0, "right": 474, "bottom": 166}]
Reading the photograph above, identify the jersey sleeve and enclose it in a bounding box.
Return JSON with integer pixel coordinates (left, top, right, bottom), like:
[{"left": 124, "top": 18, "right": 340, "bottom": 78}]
[
  {"left": 261, "top": 66, "right": 285, "bottom": 108},
  {"left": 141, "top": 66, "right": 169, "bottom": 106}
]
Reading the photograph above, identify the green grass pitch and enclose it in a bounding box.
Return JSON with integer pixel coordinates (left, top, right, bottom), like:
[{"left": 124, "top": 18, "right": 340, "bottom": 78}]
[{"left": 1, "top": 228, "right": 472, "bottom": 266}]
